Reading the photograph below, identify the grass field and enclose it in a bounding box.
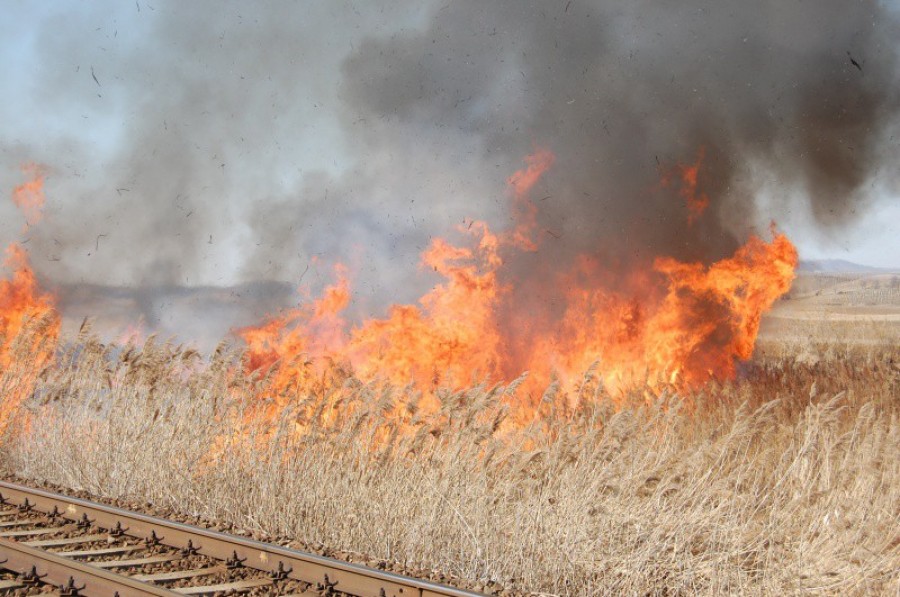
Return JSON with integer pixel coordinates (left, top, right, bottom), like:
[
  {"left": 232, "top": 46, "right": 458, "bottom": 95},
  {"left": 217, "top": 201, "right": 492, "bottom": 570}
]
[
  {"left": 1, "top": 272, "right": 898, "bottom": 595},
  {"left": 757, "top": 271, "right": 900, "bottom": 361}
]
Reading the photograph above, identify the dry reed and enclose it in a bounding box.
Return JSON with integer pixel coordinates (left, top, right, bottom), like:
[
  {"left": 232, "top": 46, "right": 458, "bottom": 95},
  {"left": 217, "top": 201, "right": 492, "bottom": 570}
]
[{"left": 1, "top": 321, "right": 898, "bottom": 596}]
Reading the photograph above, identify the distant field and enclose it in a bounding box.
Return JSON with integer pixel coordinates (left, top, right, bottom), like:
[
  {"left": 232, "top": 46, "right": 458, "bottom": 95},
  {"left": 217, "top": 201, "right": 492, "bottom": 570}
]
[{"left": 757, "top": 272, "right": 900, "bottom": 358}]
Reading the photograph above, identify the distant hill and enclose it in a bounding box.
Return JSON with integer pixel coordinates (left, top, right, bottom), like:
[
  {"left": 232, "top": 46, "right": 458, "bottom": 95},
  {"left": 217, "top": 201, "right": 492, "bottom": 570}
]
[{"left": 797, "top": 259, "right": 897, "bottom": 274}]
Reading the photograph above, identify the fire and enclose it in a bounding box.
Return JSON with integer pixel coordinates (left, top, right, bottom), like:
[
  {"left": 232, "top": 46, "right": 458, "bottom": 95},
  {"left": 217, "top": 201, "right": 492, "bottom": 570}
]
[
  {"left": 12, "top": 163, "right": 47, "bottom": 228},
  {"left": 0, "top": 245, "right": 58, "bottom": 368},
  {"left": 663, "top": 148, "right": 710, "bottom": 225},
  {"left": 506, "top": 148, "right": 555, "bottom": 249},
  {"left": 0, "top": 150, "right": 797, "bottom": 440},
  {"left": 1, "top": 166, "right": 60, "bottom": 434},
  {"left": 518, "top": 231, "right": 797, "bottom": 397},
  {"left": 349, "top": 224, "right": 504, "bottom": 390},
  {"left": 240, "top": 225, "right": 505, "bottom": 407},
  {"left": 0, "top": 152, "right": 797, "bottom": 441},
  {"left": 240, "top": 148, "right": 797, "bottom": 418}
]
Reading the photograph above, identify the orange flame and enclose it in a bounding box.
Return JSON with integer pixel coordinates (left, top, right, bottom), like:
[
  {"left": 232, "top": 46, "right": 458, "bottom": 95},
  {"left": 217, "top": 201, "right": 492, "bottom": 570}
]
[
  {"left": 1, "top": 166, "right": 60, "bottom": 434},
  {"left": 0, "top": 244, "right": 58, "bottom": 366},
  {"left": 12, "top": 163, "right": 47, "bottom": 228},
  {"left": 662, "top": 148, "right": 710, "bottom": 225},
  {"left": 240, "top": 148, "right": 797, "bottom": 420},
  {"left": 505, "top": 148, "right": 555, "bottom": 250},
  {"left": 240, "top": 225, "right": 505, "bottom": 399},
  {"left": 518, "top": 232, "right": 797, "bottom": 397},
  {"left": 0, "top": 247, "right": 59, "bottom": 434}
]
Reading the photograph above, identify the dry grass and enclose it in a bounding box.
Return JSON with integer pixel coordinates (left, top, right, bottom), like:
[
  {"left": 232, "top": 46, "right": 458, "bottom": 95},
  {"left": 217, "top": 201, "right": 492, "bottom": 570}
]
[{"left": 0, "top": 320, "right": 898, "bottom": 596}]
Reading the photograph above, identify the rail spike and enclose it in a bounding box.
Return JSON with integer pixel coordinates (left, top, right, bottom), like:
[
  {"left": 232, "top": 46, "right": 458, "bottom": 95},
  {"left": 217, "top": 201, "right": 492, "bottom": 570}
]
[
  {"left": 20, "top": 565, "right": 47, "bottom": 586},
  {"left": 59, "top": 576, "right": 86, "bottom": 596},
  {"left": 270, "top": 561, "right": 293, "bottom": 581},
  {"left": 317, "top": 573, "right": 338, "bottom": 595},
  {"left": 109, "top": 521, "right": 129, "bottom": 537},
  {"left": 180, "top": 539, "right": 200, "bottom": 556},
  {"left": 76, "top": 513, "right": 93, "bottom": 529},
  {"left": 226, "top": 550, "right": 247, "bottom": 569}
]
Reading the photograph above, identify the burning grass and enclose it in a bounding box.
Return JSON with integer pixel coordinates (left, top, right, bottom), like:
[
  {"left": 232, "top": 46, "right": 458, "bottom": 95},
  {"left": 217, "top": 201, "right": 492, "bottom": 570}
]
[
  {"left": 235, "top": 151, "right": 799, "bottom": 406},
  {"left": 1, "top": 323, "right": 898, "bottom": 596},
  {"left": 0, "top": 156, "right": 897, "bottom": 594}
]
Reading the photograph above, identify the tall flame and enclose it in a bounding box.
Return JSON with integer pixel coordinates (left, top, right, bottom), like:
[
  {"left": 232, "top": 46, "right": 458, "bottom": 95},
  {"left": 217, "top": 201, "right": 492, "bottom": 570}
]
[
  {"left": 518, "top": 231, "right": 797, "bottom": 396},
  {"left": 240, "top": 148, "right": 798, "bottom": 417},
  {"left": 0, "top": 244, "right": 58, "bottom": 366}
]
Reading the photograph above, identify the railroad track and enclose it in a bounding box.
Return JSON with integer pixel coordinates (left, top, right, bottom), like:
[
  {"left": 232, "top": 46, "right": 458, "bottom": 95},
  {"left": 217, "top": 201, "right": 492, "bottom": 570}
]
[{"left": 0, "top": 480, "right": 484, "bottom": 597}]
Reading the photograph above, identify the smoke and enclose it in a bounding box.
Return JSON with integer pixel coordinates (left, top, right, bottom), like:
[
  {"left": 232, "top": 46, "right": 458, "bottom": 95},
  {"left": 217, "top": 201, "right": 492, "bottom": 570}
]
[
  {"left": 342, "top": 0, "right": 899, "bottom": 263},
  {"left": 3, "top": 0, "right": 899, "bottom": 341}
]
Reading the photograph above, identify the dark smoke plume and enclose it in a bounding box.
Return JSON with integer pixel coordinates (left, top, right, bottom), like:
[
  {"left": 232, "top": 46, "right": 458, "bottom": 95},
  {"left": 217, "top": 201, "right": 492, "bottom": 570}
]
[{"left": 342, "top": 0, "right": 900, "bottom": 265}]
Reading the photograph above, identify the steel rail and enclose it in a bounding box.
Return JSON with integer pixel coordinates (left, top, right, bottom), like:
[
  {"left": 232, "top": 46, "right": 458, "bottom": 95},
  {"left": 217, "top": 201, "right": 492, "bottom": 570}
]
[
  {"left": 0, "top": 536, "right": 178, "bottom": 596},
  {"left": 0, "top": 480, "right": 485, "bottom": 597}
]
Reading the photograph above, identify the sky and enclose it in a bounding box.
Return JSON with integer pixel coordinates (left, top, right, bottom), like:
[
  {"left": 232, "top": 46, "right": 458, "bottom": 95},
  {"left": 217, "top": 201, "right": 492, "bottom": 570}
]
[{"left": 1, "top": 0, "right": 898, "bottom": 312}]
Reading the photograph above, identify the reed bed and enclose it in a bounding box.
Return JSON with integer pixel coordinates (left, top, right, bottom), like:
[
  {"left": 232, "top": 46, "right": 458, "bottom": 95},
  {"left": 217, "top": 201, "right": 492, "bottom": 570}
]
[{"left": 1, "top": 322, "right": 898, "bottom": 596}]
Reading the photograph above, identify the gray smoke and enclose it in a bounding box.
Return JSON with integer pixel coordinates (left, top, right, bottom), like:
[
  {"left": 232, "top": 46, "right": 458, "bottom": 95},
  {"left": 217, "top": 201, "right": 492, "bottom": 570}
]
[{"left": 3, "top": 0, "right": 899, "bottom": 343}]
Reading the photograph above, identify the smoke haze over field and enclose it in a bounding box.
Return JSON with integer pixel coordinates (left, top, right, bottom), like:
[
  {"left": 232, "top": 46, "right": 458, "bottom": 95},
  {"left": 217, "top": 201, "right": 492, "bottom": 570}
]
[{"left": 1, "top": 0, "right": 899, "bottom": 343}]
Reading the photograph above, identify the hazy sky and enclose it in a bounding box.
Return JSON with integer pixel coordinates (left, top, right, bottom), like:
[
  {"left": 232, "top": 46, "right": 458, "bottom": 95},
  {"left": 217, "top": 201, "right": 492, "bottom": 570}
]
[{"left": 1, "top": 0, "right": 898, "bottom": 303}]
